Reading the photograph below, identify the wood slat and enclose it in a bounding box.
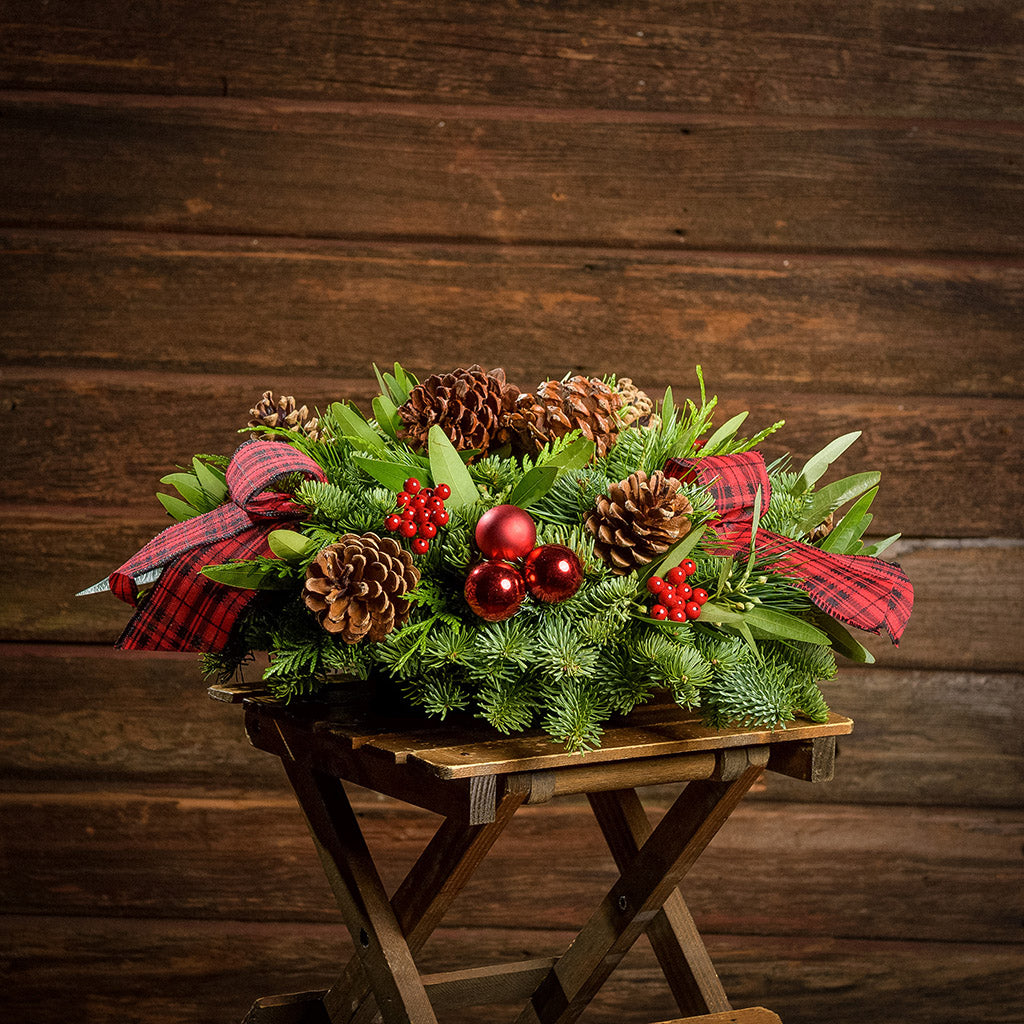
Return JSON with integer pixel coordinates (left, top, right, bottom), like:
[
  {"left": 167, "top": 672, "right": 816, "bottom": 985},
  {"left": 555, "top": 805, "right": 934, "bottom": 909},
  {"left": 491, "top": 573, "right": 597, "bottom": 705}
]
[
  {"left": 1, "top": 790, "right": 1020, "bottom": 945},
  {"left": 2, "top": 1, "right": 1022, "bottom": 120},
  {"left": 1, "top": 648, "right": 1020, "bottom": 807},
  {"left": 2, "top": 94, "right": 1023, "bottom": 253},
  {"left": 4, "top": 376, "right": 1022, "bottom": 537},
  {"left": 3, "top": 232, "right": 1022, "bottom": 399},
  {"left": 2, "top": 916, "right": 1019, "bottom": 1024}
]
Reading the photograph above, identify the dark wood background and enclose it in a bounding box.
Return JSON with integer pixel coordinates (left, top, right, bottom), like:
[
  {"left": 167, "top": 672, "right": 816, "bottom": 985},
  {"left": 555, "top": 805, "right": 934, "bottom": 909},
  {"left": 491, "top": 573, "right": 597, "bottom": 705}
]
[{"left": 1, "top": 4, "right": 1022, "bottom": 1022}]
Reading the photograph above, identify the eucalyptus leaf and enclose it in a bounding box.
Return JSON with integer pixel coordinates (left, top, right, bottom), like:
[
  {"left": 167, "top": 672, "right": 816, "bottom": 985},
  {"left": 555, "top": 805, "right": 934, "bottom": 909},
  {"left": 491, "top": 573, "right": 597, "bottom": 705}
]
[
  {"left": 660, "top": 386, "right": 674, "bottom": 428},
  {"left": 372, "top": 363, "right": 392, "bottom": 403},
  {"left": 702, "top": 411, "right": 749, "bottom": 454},
  {"left": 796, "top": 431, "right": 861, "bottom": 493},
  {"left": 268, "top": 529, "right": 318, "bottom": 563},
  {"left": 354, "top": 457, "right": 431, "bottom": 491},
  {"left": 819, "top": 486, "right": 877, "bottom": 554},
  {"left": 159, "top": 473, "right": 205, "bottom": 509},
  {"left": 391, "top": 362, "right": 416, "bottom": 404},
  {"left": 192, "top": 457, "right": 229, "bottom": 505},
  {"left": 811, "top": 610, "right": 876, "bottom": 663},
  {"left": 699, "top": 601, "right": 830, "bottom": 645},
  {"left": 509, "top": 465, "right": 559, "bottom": 508},
  {"left": 546, "top": 436, "right": 596, "bottom": 473},
  {"left": 861, "top": 533, "right": 901, "bottom": 558},
  {"left": 796, "top": 472, "right": 881, "bottom": 534},
  {"left": 372, "top": 394, "right": 401, "bottom": 439},
  {"left": 157, "top": 492, "right": 200, "bottom": 521},
  {"left": 428, "top": 426, "right": 479, "bottom": 508},
  {"left": 329, "top": 402, "right": 388, "bottom": 457},
  {"left": 200, "top": 562, "right": 294, "bottom": 590}
]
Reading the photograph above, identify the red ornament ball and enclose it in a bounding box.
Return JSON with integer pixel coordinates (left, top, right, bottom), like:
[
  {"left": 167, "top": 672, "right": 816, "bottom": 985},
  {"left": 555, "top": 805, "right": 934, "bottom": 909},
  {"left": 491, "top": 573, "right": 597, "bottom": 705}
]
[
  {"left": 475, "top": 504, "right": 537, "bottom": 561},
  {"left": 522, "top": 545, "right": 583, "bottom": 604},
  {"left": 650, "top": 604, "right": 668, "bottom": 620},
  {"left": 464, "top": 561, "right": 525, "bottom": 622}
]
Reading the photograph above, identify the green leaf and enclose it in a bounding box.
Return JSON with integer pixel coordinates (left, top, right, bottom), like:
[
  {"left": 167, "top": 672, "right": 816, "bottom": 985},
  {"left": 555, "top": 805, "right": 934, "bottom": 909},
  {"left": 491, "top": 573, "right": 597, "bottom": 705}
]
[
  {"left": 200, "top": 562, "right": 293, "bottom": 590},
  {"left": 372, "top": 363, "right": 392, "bottom": 402},
  {"left": 508, "top": 465, "right": 559, "bottom": 508},
  {"left": 354, "top": 457, "right": 431, "bottom": 492},
  {"left": 861, "top": 533, "right": 901, "bottom": 558},
  {"left": 545, "top": 436, "right": 596, "bottom": 473},
  {"left": 700, "top": 601, "right": 830, "bottom": 645},
  {"left": 391, "top": 362, "right": 416, "bottom": 405},
  {"left": 702, "top": 411, "right": 749, "bottom": 454},
  {"left": 329, "top": 402, "right": 388, "bottom": 457},
  {"left": 660, "top": 386, "right": 674, "bottom": 428},
  {"left": 157, "top": 492, "right": 201, "bottom": 521},
  {"left": 372, "top": 394, "right": 401, "bottom": 439},
  {"left": 819, "top": 487, "right": 878, "bottom": 554},
  {"left": 640, "top": 524, "right": 707, "bottom": 582},
  {"left": 746, "top": 485, "right": 763, "bottom": 576},
  {"left": 796, "top": 431, "right": 861, "bottom": 493},
  {"left": 192, "top": 457, "right": 229, "bottom": 505},
  {"left": 268, "top": 529, "right": 318, "bottom": 563},
  {"left": 427, "top": 426, "right": 479, "bottom": 508},
  {"left": 796, "top": 472, "right": 881, "bottom": 534},
  {"left": 713, "top": 555, "right": 733, "bottom": 598},
  {"left": 159, "top": 473, "right": 205, "bottom": 508},
  {"left": 811, "top": 611, "right": 876, "bottom": 663}
]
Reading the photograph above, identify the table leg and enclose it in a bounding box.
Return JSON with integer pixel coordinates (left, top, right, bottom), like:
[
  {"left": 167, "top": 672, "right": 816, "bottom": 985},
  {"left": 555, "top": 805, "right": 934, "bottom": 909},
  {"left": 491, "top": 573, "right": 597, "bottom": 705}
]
[
  {"left": 517, "top": 753, "right": 767, "bottom": 1024},
  {"left": 588, "top": 788, "right": 731, "bottom": 1016}
]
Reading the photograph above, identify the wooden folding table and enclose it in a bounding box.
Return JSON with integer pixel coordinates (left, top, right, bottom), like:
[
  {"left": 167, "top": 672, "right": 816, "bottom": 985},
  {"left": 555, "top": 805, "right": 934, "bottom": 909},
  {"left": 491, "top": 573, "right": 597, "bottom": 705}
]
[{"left": 210, "top": 685, "right": 851, "bottom": 1024}]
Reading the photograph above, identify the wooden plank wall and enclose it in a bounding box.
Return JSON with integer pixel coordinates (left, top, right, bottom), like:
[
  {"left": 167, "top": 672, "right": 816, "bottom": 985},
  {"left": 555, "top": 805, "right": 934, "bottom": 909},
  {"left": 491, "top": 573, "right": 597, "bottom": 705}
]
[{"left": 1, "top": 4, "right": 1022, "bottom": 1022}]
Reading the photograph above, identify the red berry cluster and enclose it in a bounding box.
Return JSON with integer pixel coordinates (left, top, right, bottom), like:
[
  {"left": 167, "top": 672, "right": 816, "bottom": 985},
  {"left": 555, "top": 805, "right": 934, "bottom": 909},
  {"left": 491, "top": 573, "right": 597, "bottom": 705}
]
[
  {"left": 384, "top": 477, "right": 451, "bottom": 555},
  {"left": 646, "top": 559, "right": 708, "bottom": 623}
]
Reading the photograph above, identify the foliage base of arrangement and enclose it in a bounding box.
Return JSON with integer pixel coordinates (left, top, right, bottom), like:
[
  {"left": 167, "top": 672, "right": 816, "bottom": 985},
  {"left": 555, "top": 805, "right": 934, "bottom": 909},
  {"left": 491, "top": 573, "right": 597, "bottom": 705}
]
[{"left": 84, "top": 364, "right": 913, "bottom": 752}]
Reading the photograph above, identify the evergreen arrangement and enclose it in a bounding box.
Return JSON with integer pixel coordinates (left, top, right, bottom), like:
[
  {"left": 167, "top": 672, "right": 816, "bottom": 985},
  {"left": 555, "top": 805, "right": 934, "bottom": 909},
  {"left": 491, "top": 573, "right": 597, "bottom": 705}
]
[{"left": 90, "top": 363, "right": 912, "bottom": 752}]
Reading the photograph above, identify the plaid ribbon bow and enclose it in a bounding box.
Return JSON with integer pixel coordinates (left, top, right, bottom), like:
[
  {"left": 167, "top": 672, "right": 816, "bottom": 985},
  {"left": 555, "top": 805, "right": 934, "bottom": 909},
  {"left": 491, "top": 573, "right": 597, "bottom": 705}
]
[
  {"left": 109, "top": 440, "right": 327, "bottom": 652},
  {"left": 664, "top": 451, "right": 913, "bottom": 644}
]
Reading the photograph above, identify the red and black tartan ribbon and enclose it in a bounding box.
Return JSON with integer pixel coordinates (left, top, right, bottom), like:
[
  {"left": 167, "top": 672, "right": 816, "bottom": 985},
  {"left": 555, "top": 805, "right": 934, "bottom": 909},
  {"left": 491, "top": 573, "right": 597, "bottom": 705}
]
[
  {"left": 664, "top": 451, "right": 913, "bottom": 644},
  {"left": 110, "top": 440, "right": 327, "bottom": 652}
]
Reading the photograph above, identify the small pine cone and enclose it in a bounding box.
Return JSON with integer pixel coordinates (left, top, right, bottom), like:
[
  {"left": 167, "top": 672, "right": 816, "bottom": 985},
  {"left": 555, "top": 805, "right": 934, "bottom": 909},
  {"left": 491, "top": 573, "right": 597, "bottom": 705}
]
[
  {"left": 806, "top": 511, "right": 835, "bottom": 543},
  {"left": 249, "top": 390, "right": 320, "bottom": 442},
  {"left": 508, "top": 375, "right": 623, "bottom": 458},
  {"left": 303, "top": 533, "right": 420, "bottom": 643},
  {"left": 585, "top": 470, "right": 693, "bottom": 574},
  {"left": 396, "top": 365, "right": 521, "bottom": 455},
  {"left": 614, "top": 377, "right": 662, "bottom": 431}
]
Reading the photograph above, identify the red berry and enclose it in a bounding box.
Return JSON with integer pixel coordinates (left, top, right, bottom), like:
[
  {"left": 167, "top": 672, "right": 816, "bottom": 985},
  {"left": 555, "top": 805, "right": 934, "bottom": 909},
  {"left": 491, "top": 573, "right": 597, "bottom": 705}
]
[
  {"left": 402, "top": 507, "right": 417, "bottom": 521},
  {"left": 435, "top": 483, "right": 451, "bottom": 500},
  {"left": 412, "top": 537, "right": 430, "bottom": 554},
  {"left": 661, "top": 586, "right": 680, "bottom": 607},
  {"left": 433, "top": 508, "right": 450, "bottom": 526},
  {"left": 396, "top": 491, "right": 412, "bottom": 507},
  {"left": 420, "top": 521, "right": 437, "bottom": 539},
  {"left": 413, "top": 494, "right": 429, "bottom": 509},
  {"left": 692, "top": 588, "right": 708, "bottom": 605},
  {"left": 429, "top": 496, "right": 444, "bottom": 510},
  {"left": 668, "top": 607, "right": 688, "bottom": 622},
  {"left": 666, "top": 566, "right": 687, "bottom": 587},
  {"left": 684, "top": 602, "right": 702, "bottom": 620},
  {"left": 678, "top": 584, "right": 693, "bottom": 600},
  {"left": 400, "top": 520, "right": 418, "bottom": 538},
  {"left": 650, "top": 604, "right": 668, "bottom": 620},
  {"left": 415, "top": 508, "right": 432, "bottom": 523},
  {"left": 404, "top": 477, "right": 421, "bottom": 494},
  {"left": 421, "top": 488, "right": 434, "bottom": 498},
  {"left": 680, "top": 558, "right": 697, "bottom": 576},
  {"left": 647, "top": 576, "right": 667, "bottom": 595},
  {"left": 385, "top": 514, "right": 402, "bottom": 532}
]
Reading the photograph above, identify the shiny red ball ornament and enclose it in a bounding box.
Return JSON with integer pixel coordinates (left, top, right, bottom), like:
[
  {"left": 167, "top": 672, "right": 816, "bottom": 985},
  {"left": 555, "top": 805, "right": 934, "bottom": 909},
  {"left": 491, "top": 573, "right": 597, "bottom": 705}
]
[
  {"left": 475, "top": 504, "right": 537, "bottom": 561},
  {"left": 522, "top": 545, "right": 583, "bottom": 604},
  {"left": 464, "top": 561, "right": 525, "bottom": 622}
]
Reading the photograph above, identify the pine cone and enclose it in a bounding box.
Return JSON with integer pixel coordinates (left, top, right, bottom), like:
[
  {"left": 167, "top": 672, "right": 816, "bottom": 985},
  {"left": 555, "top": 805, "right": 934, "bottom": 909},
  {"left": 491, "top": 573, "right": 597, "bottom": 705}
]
[
  {"left": 807, "top": 511, "right": 835, "bottom": 543},
  {"left": 249, "top": 390, "right": 320, "bottom": 442},
  {"left": 615, "top": 377, "right": 662, "bottom": 431},
  {"left": 396, "top": 365, "right": 521, "bottom": 455},
  {"left": 508, "top": 375, "right": 623, "bottom": 457},
  {"left": 585, "top": 470, "right": 693, "bottom": 574},
  {"left": 303, "top": 533, "right": 420, "bottom": 643}
]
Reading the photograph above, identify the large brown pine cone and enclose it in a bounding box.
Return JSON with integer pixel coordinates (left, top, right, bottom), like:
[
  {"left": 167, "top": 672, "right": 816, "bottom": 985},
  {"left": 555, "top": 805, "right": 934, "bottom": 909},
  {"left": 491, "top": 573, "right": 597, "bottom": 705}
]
[
  {"left": 396, "top": 365, "right": 521, "bottom": 455},
  {"left": 249, "top": 390, "right": 320, "bottom": 441},
  {"left": 585, "top": 470, "right": 693, "bottom": 574},
  {"left": 614, "top": 378, "right": 662, "bottom": 431},
  {"left": 508, "top": 375, "right": 623, "bottom": 457},
  {"left": 303, "top": 534, "right": 420, "bottom": 643}
]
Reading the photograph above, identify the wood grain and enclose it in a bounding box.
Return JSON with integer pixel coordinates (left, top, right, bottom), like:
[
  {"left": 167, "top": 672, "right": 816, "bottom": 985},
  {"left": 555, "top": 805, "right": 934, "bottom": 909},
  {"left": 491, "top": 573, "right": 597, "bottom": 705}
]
[
  {"left": 1, "top": 790, "right": 1019, "bottom": 945},
  {"left": 2, "top": 93, "right": 1023, "bottom": 253},
  {"left": 2, "top": 1, "right": 1022, "bottom": 120},
  {"left": 3, "top": 376, "right": 1021, "bottom": 537},
  {"left": 3, "top": 231, "right": 1022, "bottom": 399},
  {"left": 2, "top": 916, "right": 1020, "bottom": 1024}
]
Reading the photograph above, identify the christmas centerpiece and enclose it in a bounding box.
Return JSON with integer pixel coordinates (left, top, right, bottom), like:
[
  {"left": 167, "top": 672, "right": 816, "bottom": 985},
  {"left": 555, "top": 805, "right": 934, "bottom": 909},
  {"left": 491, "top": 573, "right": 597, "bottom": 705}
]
[{"left": 81, "top": 365, "right": 913, "bottom": 751}]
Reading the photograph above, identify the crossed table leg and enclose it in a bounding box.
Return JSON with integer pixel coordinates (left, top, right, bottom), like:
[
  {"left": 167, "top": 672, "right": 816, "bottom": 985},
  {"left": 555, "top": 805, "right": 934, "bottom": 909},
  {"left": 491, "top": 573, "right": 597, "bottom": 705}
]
[{"left": 243, "top": 745, "right": 767, "bottom": 1024}]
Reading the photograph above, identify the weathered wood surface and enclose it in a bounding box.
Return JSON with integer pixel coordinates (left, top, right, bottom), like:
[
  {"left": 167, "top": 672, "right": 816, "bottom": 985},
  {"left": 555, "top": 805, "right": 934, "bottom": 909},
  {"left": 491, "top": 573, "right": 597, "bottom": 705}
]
[
  {"left": 1, "top": 648, "right": 1020, "bottom": 806},
  {"left": 3, "top": 916, "right": 1020, "bottom": 1024},
  {"left": 4, "top": 377, "right": 1022, "bottom": 537},
  {"left": 3, "top": 231, "right": 1022, "bottom": 399},
  {"left": 3, "top": 1, "right": 1022, "bottom": 120},
  {"left": 1, "top": 789, "right": 1019, "bottom": 945},
  {"left": 3, "top": 94, "right": 1023, "bottom": 253}
]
